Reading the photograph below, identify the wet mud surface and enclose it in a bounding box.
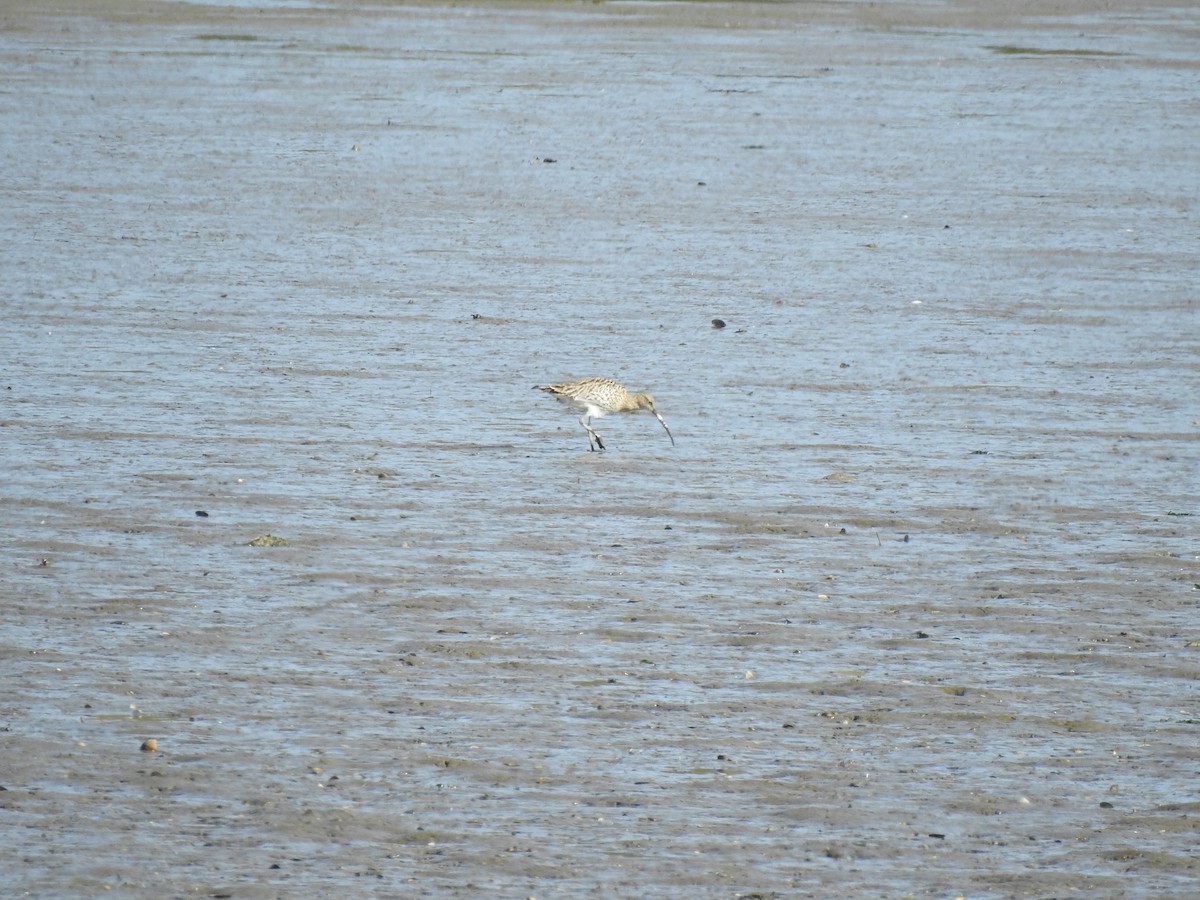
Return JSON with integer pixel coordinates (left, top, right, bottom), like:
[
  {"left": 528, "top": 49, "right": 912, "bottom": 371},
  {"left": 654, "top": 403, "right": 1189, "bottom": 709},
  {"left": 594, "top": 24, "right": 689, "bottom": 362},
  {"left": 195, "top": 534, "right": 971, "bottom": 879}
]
[{"left": 2, "top": 0, "right": 1198, "bottom": 896}]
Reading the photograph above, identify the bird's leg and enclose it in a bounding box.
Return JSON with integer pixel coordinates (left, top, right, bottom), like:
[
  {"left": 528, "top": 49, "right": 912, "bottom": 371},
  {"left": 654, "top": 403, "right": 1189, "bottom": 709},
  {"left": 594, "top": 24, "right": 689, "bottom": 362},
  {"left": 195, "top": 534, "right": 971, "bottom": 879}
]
[{"left": 580, "top": 415, "right": 605, "bottom": 451}]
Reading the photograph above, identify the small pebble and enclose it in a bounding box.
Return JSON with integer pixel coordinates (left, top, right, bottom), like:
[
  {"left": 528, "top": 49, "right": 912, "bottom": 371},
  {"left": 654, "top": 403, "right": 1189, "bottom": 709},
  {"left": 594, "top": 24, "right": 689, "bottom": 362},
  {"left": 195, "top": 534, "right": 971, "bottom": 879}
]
[
  {"left": 140, "top": 738, "right": 158, "bottom": 752},
  {"left": 711, "top": 318, "right": 726, "bottom": 329}
]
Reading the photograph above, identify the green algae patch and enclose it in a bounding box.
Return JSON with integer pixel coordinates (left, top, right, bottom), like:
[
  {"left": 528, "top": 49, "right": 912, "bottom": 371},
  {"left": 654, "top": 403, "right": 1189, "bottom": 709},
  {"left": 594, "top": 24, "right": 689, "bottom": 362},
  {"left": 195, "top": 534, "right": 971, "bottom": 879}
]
[{"left": 247, "top": 534, "right": 288, "bottom": 547}]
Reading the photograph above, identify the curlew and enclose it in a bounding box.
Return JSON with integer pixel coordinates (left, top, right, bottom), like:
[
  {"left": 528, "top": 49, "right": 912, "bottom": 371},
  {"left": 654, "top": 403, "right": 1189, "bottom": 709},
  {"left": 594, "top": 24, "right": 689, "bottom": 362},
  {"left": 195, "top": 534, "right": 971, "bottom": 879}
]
[{"left": 535, "top": 377, "right": 674, "bottom": 451}]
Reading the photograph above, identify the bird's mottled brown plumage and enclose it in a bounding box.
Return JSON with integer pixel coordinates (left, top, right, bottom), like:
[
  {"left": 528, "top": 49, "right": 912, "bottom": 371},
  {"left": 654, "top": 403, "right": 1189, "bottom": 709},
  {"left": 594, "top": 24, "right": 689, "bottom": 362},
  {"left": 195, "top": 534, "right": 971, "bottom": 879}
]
[{"left": 536, "top": 377, "right": 674, "bottom": 451}]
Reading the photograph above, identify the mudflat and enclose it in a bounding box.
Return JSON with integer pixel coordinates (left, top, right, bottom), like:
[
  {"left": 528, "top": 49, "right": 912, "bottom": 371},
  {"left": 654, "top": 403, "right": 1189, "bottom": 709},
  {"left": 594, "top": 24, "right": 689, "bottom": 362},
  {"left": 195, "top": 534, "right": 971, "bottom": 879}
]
[{"left": 2, "top": 1, "right": 1198, "bottom": 896}]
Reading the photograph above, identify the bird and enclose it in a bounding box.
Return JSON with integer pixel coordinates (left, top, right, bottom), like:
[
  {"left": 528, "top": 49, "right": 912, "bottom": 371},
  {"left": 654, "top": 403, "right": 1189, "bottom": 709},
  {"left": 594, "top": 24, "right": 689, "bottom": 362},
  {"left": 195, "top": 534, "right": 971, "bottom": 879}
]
[{"left": 535, "top": 377, "right": 674, "bottom": 451}]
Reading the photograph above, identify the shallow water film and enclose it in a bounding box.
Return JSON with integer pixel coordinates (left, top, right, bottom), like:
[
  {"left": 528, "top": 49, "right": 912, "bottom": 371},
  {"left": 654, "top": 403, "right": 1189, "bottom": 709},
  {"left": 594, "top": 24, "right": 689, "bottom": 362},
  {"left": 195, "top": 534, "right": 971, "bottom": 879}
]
[{"left": 2, "top": 0, "right": 1198, "bottom": 896}]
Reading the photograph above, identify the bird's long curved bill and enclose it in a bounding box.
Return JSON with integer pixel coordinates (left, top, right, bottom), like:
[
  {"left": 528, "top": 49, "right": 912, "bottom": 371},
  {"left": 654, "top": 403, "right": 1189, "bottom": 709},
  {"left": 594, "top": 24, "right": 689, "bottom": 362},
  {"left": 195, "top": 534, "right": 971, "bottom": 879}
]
[{"left": 654, "top": 411, "right": 675, "bottom": 446}]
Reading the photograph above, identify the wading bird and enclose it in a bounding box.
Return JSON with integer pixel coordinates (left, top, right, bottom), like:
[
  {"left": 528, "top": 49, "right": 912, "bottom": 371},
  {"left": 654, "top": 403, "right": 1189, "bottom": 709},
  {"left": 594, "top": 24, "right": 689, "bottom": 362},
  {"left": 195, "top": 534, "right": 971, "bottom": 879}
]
[{"left": 535, "top": 377, "right": 674, "bottom": 451}]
